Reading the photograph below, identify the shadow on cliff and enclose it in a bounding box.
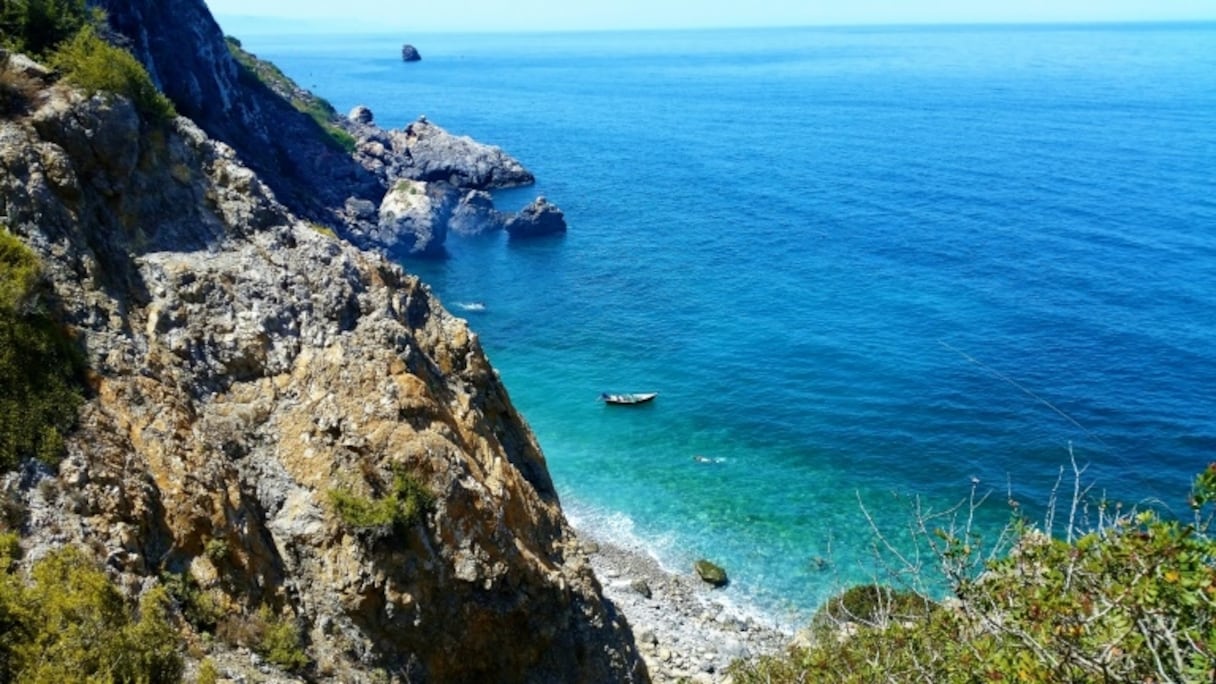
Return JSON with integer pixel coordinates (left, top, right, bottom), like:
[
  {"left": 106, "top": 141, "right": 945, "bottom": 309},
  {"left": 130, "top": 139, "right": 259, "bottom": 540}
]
[{"left": 96, "top": 0, "right": 384, "bottom": 225}]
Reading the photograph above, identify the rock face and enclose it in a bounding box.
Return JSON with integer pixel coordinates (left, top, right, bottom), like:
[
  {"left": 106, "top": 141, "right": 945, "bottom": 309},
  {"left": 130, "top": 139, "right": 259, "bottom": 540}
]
[
  {"left": 397, "top": 116, "right": 535, "bottom": 190},
  {"left": 0, "top": 63, "right": 646, "bottom": 683},
  {"left": 376, "top": 179, "right": 456, "bottom": 256},
  {"left": 506, "top": 196, "right": 569, "bottom": 238},
  {"left": 401, "top": 44, "right": 422, "bottom": 62}
]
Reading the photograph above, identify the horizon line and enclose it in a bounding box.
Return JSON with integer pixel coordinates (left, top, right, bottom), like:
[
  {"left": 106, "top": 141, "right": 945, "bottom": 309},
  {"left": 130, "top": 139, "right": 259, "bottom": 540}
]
[{"left": 214, "top": 16, "right": 1216, "bottom": 37}]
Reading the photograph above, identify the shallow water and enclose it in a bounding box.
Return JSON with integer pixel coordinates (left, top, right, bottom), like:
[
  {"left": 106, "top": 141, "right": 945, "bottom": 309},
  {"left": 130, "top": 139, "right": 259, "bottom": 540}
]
[{"left": 243, "top": 23, "right": 1216, "bottom": 627}]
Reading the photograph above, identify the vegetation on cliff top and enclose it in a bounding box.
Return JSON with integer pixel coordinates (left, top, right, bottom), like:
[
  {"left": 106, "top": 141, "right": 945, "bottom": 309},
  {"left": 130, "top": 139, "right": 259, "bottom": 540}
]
[
  {"left": 50, "top": 23, "right": 176, "bottom": 121},
  {"left": 730, "top": 465, "right": 1216, "bottom": 683},
  {"left": 0, "top": 229, "right": 84, "bottom": 470}
]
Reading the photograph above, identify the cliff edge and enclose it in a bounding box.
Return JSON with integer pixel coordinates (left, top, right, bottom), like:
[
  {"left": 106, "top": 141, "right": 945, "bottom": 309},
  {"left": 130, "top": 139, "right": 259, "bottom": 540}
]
[{"left": 0, "top": 9, "right": 645, "bottom": 684}]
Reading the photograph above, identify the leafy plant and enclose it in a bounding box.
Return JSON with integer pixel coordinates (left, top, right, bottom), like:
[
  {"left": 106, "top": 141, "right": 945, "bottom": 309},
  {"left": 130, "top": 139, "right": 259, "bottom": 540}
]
[
  {"left": 0, "top": 0, "right": 91, "bottom": 56},
  {"left": 0, "top": 546, "right": 183, "bottom": 682},
  {"left": 254, "top": 606, "right": 309, "bottom": 672},
  {"left": 49, "top": 23, "right": 175, "bottom": 121},
  {"left": 328, "top": 465, "right": 433, "bottom": 534},
  {"left": 730, "top": 463, "right": 1216, "bottom": 683},
  {"left": 0, "top": 230, "right": 84, "bottom": 471}
]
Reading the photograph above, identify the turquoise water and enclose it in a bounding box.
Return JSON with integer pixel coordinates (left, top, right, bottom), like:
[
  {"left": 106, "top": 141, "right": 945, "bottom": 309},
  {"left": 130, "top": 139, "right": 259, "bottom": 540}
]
[{"left": 241, "top": 24, "right": 1216, "bottom": 627}]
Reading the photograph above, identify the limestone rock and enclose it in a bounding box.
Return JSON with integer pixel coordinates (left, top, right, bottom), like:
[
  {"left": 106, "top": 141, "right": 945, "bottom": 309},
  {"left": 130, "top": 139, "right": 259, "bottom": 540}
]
[
  {"left": 449, "top": 189, "right": 507, "bottom": 236},
  {"left": 505, "top": 196, "right": 568, "bottom": 238},
  {"left": 0, "top": 57, "right": 647, "bottom": 683},
  {"left": 397, "top": 117, "right": 535, "bottom": 190},
  {"left": 376, "top": 179, "right": 459, "bottom": 257},
  {"left": 348, "top": 105, "right": 374, "bottom": 124}
]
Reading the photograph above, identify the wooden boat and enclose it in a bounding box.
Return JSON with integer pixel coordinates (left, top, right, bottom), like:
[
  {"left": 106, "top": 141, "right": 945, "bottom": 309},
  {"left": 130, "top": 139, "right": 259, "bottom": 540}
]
[{"left": 600, "top": 391, "right": 658, "bottom": 405}]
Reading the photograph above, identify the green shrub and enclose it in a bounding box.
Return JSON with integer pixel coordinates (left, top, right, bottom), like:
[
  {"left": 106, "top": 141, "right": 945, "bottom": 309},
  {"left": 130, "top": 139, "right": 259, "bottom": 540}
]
[
  {"left": 812, "top": 583, "right": 935, "bottom": 629},
  {"left": 328, "top": 465, "right": 433, "bottom": 534},
  {"left": 729, "top": 466, "right": 1216, "bottom": 683},
  {"left": 0, "top": 546, "right": 183, "bottom": 682},
  {"left": 0, "top": 0, "right": 91, "bottom": 56},
  {"left": 196, "top": 658, "right": 220, "bottom": 684},
  {"left": 161, "top": 570, "right": 221, "bottom": 633},
  {"left": 49, "top": 24, "right": 175, "bottom": 122},
  {"left": 254, "top": 606, "right": 309, "bottom": 672},
  {"left": 0, "top": 230, "right": 84, "bottom": 471}
]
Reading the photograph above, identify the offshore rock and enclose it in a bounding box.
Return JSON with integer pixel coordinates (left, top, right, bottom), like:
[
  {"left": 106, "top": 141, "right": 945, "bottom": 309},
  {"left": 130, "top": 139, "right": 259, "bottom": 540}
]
[
  {"left": 449, "top": 189, "right": 508, "bottom": 236},
  {"left": 401, "top": 44, "right": 422, "bottom": 62},
  {"left": 506, "top": 196, "right": 568, "bottom": 238},
  {"left": 0, "top": 60, "right": 647, "bottom": 683},
  {"left": 396, "top": 116, "right": 535, "bottom": 190}
]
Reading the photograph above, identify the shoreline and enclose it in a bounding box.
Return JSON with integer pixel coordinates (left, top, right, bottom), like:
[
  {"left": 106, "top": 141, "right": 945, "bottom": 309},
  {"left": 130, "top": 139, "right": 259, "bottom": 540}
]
[{"left": 574, "top": 531, "right": 793, "bottom": 683}]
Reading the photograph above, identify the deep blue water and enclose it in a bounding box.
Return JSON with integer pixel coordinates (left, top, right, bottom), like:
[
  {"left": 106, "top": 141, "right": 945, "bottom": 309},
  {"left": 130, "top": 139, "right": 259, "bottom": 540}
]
[{"left": 238, "top": 24, "right": 1216, "bottom": 627}]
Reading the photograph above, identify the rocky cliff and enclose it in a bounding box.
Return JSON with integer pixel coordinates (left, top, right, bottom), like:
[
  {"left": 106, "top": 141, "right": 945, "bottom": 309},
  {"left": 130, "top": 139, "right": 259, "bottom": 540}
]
[{"left": 0, "top": 13, "right": 644, "bottom": 684}]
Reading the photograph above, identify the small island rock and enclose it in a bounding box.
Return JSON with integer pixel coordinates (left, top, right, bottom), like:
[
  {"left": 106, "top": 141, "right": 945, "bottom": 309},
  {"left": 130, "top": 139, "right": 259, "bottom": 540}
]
[
  {"left": 694, "top": 559, "right": 729, "bottom": 588},
  {"left": 401, "top": 44, "right": 422, "bottom": 61},
  {"left": 505, "top": 197, "right": 567, "bottom": 239}
]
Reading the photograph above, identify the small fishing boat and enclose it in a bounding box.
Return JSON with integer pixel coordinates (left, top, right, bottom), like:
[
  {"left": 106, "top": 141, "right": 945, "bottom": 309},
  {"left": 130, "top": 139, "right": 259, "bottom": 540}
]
[{"left": 600, "top": 391, "right": 658, "bottom": 405}]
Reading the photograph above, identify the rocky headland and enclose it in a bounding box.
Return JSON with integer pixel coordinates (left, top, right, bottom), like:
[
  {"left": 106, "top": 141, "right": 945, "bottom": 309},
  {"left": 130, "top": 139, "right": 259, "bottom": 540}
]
[{"left": 0, "top": 2, "right": 638, "bottom": 681}]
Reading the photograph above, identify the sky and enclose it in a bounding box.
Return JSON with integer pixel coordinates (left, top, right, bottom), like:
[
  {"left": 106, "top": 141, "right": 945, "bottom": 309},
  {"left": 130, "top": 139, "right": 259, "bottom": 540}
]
[{"left": 203, "top": 0, "right": 1216, "bottom": 33}]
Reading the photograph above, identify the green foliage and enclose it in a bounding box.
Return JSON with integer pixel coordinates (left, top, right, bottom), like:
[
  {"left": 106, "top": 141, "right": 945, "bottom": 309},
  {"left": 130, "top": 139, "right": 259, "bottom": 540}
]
[
  {"left": 203, "top": 537, "right": 229, "bottom": 563},
  {"left": 812, "top": 583, "right": 935, "bottom": 629},
  {"left": 224, "top": 36, "right": 356, "bottom": 153},
  {"left": 328, "top": 465, "right": 433, "bottom": 534},
  {"left": 49, "top": 24, "right": 175, "bottom": 122},
  {"left": 0, "top": 230, "right": 83, "bottom": 471},
  {"left": 0, "top": 546, "right": 183, "bottom": 682},
  {"left": 161, "top": 571, "right": 221, "bottom": 633},
  {"left": 306, "top": 221, "right": 338, "bottom": 240},
  {"left": 196, "top": 658, "right": 219, "bottom": 684},
  {"left": 0, "top": 0, "right": 90, "bottom": 56},
  {"left": 253, "top": 606, "right": 309, "bottom": 672},
  {"left": 729, "top": 467, "right": 1216, "bottom": 683}
]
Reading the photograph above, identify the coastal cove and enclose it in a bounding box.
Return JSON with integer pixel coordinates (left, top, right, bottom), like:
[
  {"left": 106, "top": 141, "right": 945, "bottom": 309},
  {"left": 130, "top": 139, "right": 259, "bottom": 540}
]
[{"left": 241, "top": 24, "right": 1216, "bottom": 627}]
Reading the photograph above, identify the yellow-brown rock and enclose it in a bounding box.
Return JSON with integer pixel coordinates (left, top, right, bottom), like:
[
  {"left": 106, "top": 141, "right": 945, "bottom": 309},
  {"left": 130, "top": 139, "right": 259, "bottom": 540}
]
[{"left": 0, "top": 66, "right": 646, "bottom": 682}]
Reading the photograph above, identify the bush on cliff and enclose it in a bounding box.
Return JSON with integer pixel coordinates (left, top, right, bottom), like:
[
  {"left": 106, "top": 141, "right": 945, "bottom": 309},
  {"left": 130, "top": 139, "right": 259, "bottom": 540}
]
[
  {"left": 50, "top": 23, "right": 175, "bottom": 121},
  {"left": 0, "top": 0, "right": 90, "bottom": 56},
  {"left": 0, "top": 229, "right": 84, "bottom": 470},
  {"left": 729, "top": 465, "right": 1216, "bottom": 683},
  {"left": 329, "top": 465, "right": 434, "bottom": 535},
  {"left": 0, "top": 542, "right": 184, "bottom": 682}
]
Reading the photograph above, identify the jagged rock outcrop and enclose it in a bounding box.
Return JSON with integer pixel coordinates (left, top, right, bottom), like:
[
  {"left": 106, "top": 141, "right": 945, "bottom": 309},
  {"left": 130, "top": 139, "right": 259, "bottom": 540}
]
[
  {"left": 450, "top": 189, "right": 508, "bottom": 236},
  {"left": 0, "top": 60, "right": 646, "bottom": 683},
  {"left": 395, "top": 116, "right": 535, "bottom": 190},
  {"left": 506, "top": 196, "right": 568, "bottom": 238},
  {"left": 401, "top": 44, "right": 422, "bottom": 62}
]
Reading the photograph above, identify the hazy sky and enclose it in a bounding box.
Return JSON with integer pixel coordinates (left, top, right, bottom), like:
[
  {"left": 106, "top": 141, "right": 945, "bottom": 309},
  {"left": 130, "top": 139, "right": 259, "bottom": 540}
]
[{"left": 203, "top": 0, "right": 1215, "bottom": 33}]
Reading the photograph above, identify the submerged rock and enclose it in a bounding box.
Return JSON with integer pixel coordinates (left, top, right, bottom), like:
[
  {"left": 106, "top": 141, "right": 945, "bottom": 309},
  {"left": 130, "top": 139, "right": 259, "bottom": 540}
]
[
  {"left": 505, "top": 196, "right": 567, "bottom": 238},
  {"left": 694, "top": 559, "right": 729, "bottom": 588}
]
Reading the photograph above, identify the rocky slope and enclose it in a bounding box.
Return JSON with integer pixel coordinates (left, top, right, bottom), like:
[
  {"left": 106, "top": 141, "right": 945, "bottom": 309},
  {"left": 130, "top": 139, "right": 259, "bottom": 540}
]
[{"left": 0, "top": 44, "right": 644, "bottom": 684}]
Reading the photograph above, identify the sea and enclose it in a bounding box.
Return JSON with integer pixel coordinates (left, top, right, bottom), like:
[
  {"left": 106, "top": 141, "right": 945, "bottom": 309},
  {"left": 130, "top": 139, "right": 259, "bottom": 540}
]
[{"left": 234, "top": 23, "right": 1216, "bottom": 629}]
